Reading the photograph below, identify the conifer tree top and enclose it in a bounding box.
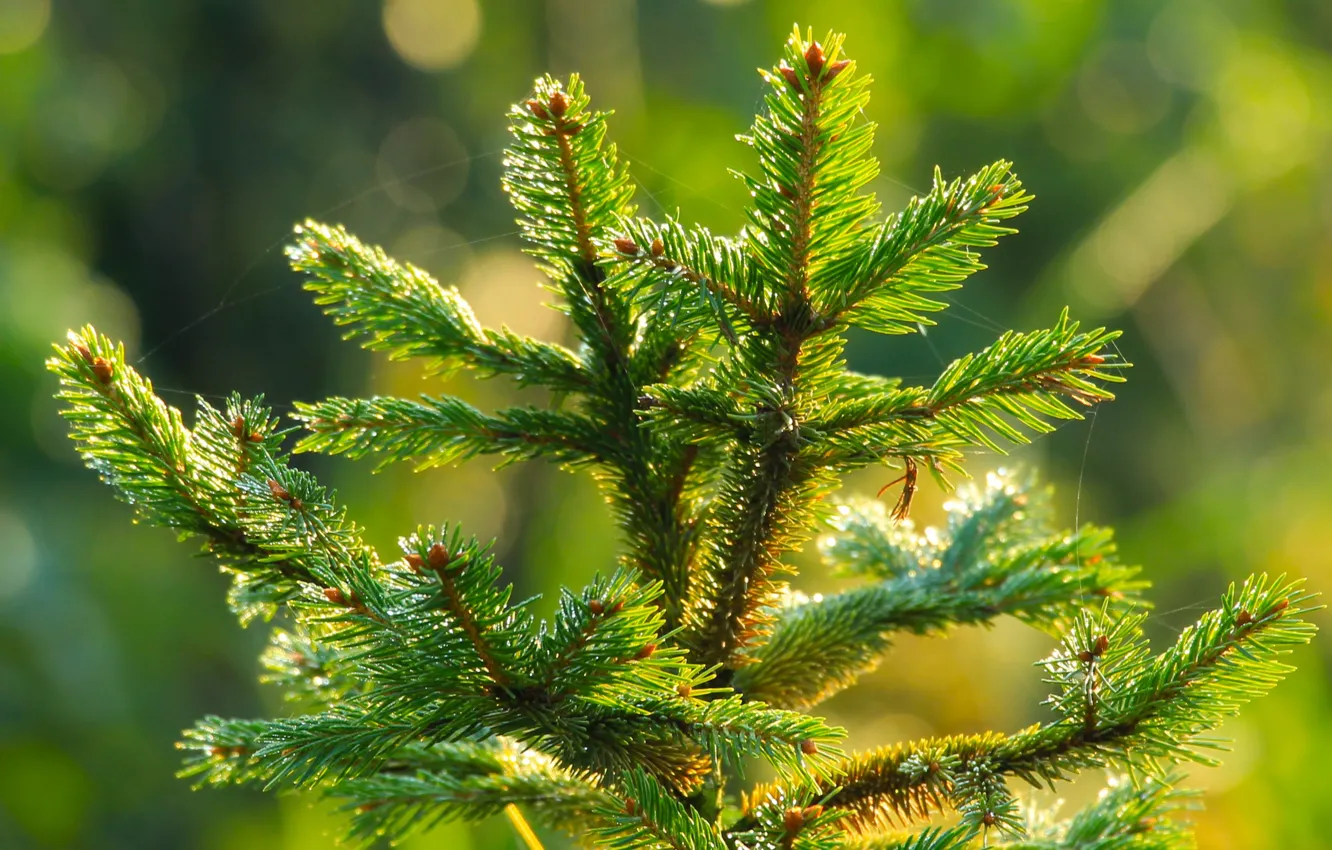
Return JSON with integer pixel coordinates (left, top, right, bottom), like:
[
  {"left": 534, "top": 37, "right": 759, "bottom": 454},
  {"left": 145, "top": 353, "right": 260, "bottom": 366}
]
[{"left": 48, "top": 24, "right": 1315, "bottom": 850}]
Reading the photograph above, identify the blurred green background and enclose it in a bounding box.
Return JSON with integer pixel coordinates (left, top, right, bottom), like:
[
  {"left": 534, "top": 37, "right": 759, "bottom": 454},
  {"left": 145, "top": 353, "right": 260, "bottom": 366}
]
[{"left": 2, "top": 0, "right": 1329, "bottom": 847}]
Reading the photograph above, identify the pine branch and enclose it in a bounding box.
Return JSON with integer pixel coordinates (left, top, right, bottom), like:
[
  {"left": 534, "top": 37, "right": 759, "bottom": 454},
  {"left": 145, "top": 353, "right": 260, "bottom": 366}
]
[
  {"left": 336, "top": 739, "right": 616, "bottom": 844},
  {"left": 741, "top": 29, "right": 877, "bottom": 306},
  {"left": 505, "top": 74, "right": 635, "bottom": 356},
  {"left": 821, "top": 162, "right": 1030, "bottom": 334},
  {"left": 612, "top": 216, "right": 770, "bottom": 335},
  {"left": 739, "top": 575, "right": 1315, "bottom": 832},
  {"left": 684, "top": 30, "right": 870, "bottom": 671},
  {"left": 260, "top": 624, "right": 362, "bottom": 708},
  {"left": 293, "top": 394, "right": 602, "bottom": 470},
  {"left": 817, "top": 313, "right": 1124, "bottom": 474},
  {"left": 736, "top": 474, "right": 1144, "bottom": 709},
  {"left": 289, "top": 221, "right": 589, "bottom": 392},
  {"left": 48, "top": 328, "right": 327, "bottom": 618},
  {"left": 533, "top": 569, "right": 687, "bottom": 703},
  {"left": 510, "top": 77, "right": 702, "bottom": 625},
  {"left": 593, "top": 768, "right": 728, "bottom": 850},
  {"left": 840, "top": 826, "right": 976, "bottom": 850},
  {"left": 998, "top": 773, "right": 1197, "bottom": 850}
]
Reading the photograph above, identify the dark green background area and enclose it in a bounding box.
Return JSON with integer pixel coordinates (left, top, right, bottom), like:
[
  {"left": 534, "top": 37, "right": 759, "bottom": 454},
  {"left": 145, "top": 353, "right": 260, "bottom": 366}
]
[{"left": 1, "top": 1, "right": 1329, "bottom": 847}]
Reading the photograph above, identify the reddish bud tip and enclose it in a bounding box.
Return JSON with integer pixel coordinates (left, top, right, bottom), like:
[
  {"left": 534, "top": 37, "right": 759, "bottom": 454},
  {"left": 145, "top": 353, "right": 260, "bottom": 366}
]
[
  {"left": 525, "top": 99, "right": 549, "bottom": 120},
  {"left": 74, "top": 343, "right": 93, "bottom": 363},
  {"left": 650, "top": 237, "right": 665, "bottom": 257},
  {"left": 428, "top": 542, "right": 451, "bottom": 570},
  {"left": 634, "top": 643, "right": 657, "bottom": 661},
  {"left": 1236, "top": 610, "right": 1254, "bottom": 626},
  {"left": 404, "top": 553, "right": 426, "bottom": 574},
  {"left": 588, "top": 599, "right": 605, "bottom": 616},
  {"left": 783, "top": 807, "right": 805, "bottom": 833},
  {"left": 609, "top": 600, "right": 624, "bottom": 614},
  {"left": 625, "top": 799, "right": 638, "bottom": 816},
  {"left": 982, "top": 812, "right": 997, "bottom": 827},
  {"left": 1093, "top": 634, "right": 1110, "bottom": 656},
  {"left": 1077, "top": 650, "right": 1094, "bottom": 663},
  {"left": 1270, "top": 599, "right": 1290, "bottom": 614},
  {"left": 547, "top": 91, "right": 568, "bottom": 117},
  {"left": 1087, "top": 554, "right": 1103, "bottom": 564},
  {"left": 267, "top": 479, "right": 291, "bottom": 502},
  {"left": 676, "top": 682, "right": 692, "bottom": 699},
  {"left": 825, "top": 59, "right": 851, "bottom": 81},
  {"left": 928, "top": 761, "right": 941, "bottom": 773},
  {"left": 804, "top": 42, "right": 825, "bottom": 78},
  {"left": 324, "top": 587, "right": 347, "bottom": 606},
  {"left": 1082, "top": 353, "right": 1107, "bottom": 365},
  {"left": 613, "top": 238, "right": 639, "bottom": 255},
  {"left": 799, "top": 739, "right": 819, "bottom": 756},
  {"left": 778, "top": 63, "right": 801, "bottom": 89},
  {"left": 209, "top": 746, "right": 228, "bottom": 758},
  {"left": 91, "top": 357, "right": 114, "bottom": 385},
  {"left": 802, "top": 805, "right": 823, "bottom": 821},
  {"left": 230, "top": 415, "right": 246, "bottom": 438}
]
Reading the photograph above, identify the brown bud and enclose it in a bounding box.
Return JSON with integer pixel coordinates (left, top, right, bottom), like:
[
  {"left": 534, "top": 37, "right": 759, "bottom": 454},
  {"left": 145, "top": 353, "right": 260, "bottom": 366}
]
[
  {"left": 778, "top": 62, "right": 801, "bottom": 89},
  {"left": 982, "top": 812, "right": 997, "bottom": 827},
  {"left": 1077, "top": 650, "right": 1094, "bottom": 664},
  {"left": 588, "top": 599, "right": 605, "bottom": 616},
  {"left": 1093, "top": 634, "right": 1110, "bottom": 656},
  {"left": 268, "top": 479, "right": 291, "bottom": 502},
  {"left": 1270, "top": 599, "right": 1290, "bottom": 614},
  {"left": 1082, "top": 353, "right": 1107, "bottom": 365},
  {"left": 804, "top": 42, "right": 825, "bottom": 78},
  {"left": 802, "top": 805, "right": 823, "bottom": 821},
  {"left": 230, "top": 416, "right": 246, "bottom": 438},
  {"left": 824, "top": 59, "right": 851, "bottom": 81},
  {"left": 1236, "top": 610, "right": 1254, "bottom": 626},
  {"left": 91, "top": 357, "right": 114, "bottom": 385},
  {"left": 783, "top": 807, "right": 805, "bottom": 833},
  {"left": 548, "top": 91, "right": 568, "bottom": 117},
  {"left": 634, "top": 643, "right": 657, "bottom": 661},
  {"left": 74, "top": 342, "right": 94, "bottom": 363},
  {"left": 324, "top": 587, "right": 347, "bottom": 606},
  {"left": 928, "top": 761, "right": 941, "bottom": 773},
  {"left": 428, "top": 542, "right": 451, "bottom": 570},
  {"left": 405, "top": 553, "right": 426, "bottom": 574},
  {"left": 613, "top": 238, "right": 639, "bottom": 256},
  {"left": 609, "top": 600, "right": 624, "bottom": 614},
  {"left": 799, "top": 739, "right": 819, "bottom": 756},
  {"left": 676, "top": 682, "right": 692, "bottom": 699},
  {"left": 209, "top": 746, "right": 228, "bottom": 758},
  {"left": 526, "top": 99, "right": 549, "bottom": 120},
  {"left": 650, "top": 237, "right": 665, "bottom": 257},
  {"left": 625, "top": 798, "right": 638, "bottom": 816}
]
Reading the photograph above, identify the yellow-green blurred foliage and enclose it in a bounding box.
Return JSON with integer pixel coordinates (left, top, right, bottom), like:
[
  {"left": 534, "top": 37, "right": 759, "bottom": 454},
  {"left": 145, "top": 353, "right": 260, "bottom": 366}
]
[{"left": 1, "top": 1, "right": 1329, "bottom": 847}]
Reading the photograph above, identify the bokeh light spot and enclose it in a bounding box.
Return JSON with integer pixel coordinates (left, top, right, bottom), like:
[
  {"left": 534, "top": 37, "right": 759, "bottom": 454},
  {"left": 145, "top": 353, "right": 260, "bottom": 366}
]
[
  {"left": 382, "top": 0, "right": 481, "bottom": 72},
  {"left": 377, "top": 118, "right": 469, "bottom": 212},
  {"left": 461, "top": 249, "right": 568, "bottom": 342},
  {"left": 0, "top": 0, "right": 50, "bottom": 54},
  {"left": 0, "top": 510, "right": 37, "bottom": 600}
]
